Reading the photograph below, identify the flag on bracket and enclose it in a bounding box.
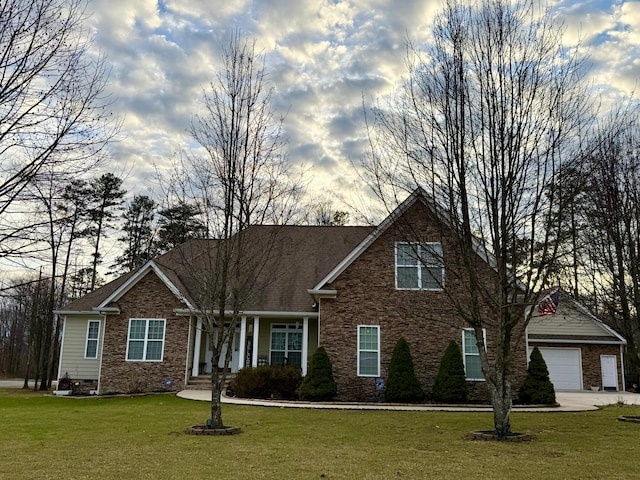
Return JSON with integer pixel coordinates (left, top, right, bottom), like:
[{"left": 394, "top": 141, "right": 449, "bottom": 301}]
[{"left": 538, "top": 290, "right": 560, "bottom": 315}]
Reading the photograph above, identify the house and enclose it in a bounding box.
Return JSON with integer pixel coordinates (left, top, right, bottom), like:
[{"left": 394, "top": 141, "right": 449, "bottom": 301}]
[
  {"left": 55, "top": 189, "right": 626, "bottom": 399},
  {"left": 527, "top": 288, "right": 627, "bottom": 391}
]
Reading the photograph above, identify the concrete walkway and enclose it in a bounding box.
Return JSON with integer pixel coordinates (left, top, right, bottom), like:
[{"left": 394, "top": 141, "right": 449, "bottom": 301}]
[
  {"left": 176, "top": 389, "right": 640, "bottom": 412},
  {"left": 4, "top": 380, "right": 638, "bottom": 411}
]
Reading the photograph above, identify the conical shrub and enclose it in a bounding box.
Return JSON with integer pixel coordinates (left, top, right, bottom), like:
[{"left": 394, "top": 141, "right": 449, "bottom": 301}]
[
  {"left": 298, "top": 346, "right": 337, "bottom": 401},
  {"left": 518, "top": 346, "right": 556, "bottom": 404},
  {"left": 384, "top": 337, "right": 425, "bottom": 403},
  {"left": 431, "top": 340, "right": 468, "bottom": 403}
]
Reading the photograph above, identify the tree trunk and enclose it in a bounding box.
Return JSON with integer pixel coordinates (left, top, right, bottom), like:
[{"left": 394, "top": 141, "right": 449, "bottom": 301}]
[
  {"left": 208, "top": 332, "right": 226, "bottom": 429},
  {"left": 487, "top": 372, "right": 513, "bottom": 437}
]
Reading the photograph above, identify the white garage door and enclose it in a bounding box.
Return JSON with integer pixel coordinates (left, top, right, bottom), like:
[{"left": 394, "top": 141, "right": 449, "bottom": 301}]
[{"left": 533, "top": 348, "right": 582, "bottom": 390}]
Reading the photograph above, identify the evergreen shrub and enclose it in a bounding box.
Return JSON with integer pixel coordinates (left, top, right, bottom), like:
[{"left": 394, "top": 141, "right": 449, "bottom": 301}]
[
  {"left": 298, "top": 347, "right": 338, "bottom": 401},
  {"left": 231, "top": 365, "right": 302, "bottom": 400},
  {"left": 384, "top": 337, "right": 425, "bottom": 403},
  {"left": 431, "top": 340, "right": 468, "bottom": 403},
  {"left": 518, "top": 346, "right": 556, "bottom": 404}
]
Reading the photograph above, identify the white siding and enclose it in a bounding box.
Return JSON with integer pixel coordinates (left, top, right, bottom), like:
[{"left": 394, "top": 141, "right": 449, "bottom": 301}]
[
  {"left": 528, "top": 302, "right": 609, "bottom": 337},
  {"left": 59, "top": 315, "right": 103, "bottom": 380}
]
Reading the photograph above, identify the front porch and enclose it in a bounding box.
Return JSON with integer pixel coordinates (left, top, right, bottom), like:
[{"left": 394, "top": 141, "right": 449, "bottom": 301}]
[{"left": 188, "top": 313, "right": 319, "bottom": 379}]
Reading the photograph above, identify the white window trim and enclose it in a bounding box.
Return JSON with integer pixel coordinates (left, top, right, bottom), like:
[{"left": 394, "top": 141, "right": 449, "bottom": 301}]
[
  {"left": 84, "top": 319, "right": 101, "bottom": 359},
  {"left": 395, "top": 242, "right": 445, "bottom": 291},
  {"left": 462, "top": 328, "right": 486, "bottom": 381},
  {"left": 126, "top": 318, "right": 166, "bottom": 362},
  {"left": 357, "top": 325, "right": 380, "bottom": 377},
  {"left": 269, "top": 323, "right": 303, "bottom": 366}
]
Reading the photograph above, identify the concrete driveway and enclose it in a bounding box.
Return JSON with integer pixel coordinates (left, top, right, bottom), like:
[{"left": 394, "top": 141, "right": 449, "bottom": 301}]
[{"left": 554, "top": 390, "right": 640, "bottom": 411}]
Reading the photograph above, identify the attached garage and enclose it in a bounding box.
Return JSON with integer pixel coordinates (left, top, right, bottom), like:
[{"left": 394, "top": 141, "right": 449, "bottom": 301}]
[
  {"left": 527, "top": 288, "right": 627, "bottom": 392},
  {"left": 533, "top": 347, "right": 582, "bottom": 390}
]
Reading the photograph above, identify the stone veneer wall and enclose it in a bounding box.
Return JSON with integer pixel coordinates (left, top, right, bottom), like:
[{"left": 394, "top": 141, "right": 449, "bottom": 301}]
[
  {"left": 319, "top": 201, "right": 528, "bottom": 402},
  {"left": 99, "top": 272, "right": 190, "bottom": 394},
  {"left": 531, "top": 342, "right": 624, "bottom": 391}
]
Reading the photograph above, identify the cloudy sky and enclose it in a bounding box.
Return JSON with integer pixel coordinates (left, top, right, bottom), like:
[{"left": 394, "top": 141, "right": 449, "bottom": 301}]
[{"left": 85, "top": 0, "right": 640, "bottom": 205}]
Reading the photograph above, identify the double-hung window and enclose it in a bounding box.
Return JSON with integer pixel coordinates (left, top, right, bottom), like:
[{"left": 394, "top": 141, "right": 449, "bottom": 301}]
[
  {"left": 84, "top": 320, "right": 100, "bottom": 359},
  {"left": 270, "top": 324, "right": 303, "bottom": 367},
  {"left": 462, "top": 328, "right": 486, "bottom": 380},
  {"left": 126, "top": 318, "right": 166, "bottom": 361},
  {"left": 357, "top": 325, "right": 380, "bottom": 377},
  {"left": 395, "top": 242, "right": 444, "bottom": 290}
]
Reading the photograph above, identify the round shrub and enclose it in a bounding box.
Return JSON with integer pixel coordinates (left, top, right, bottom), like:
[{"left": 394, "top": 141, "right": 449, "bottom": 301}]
[
  {"left": 518, "top": 346, "right": 556, "bottom": 404},
  {"left": 384, "top": 337, "right": 425, "bottom": 403},
  {"left": 298, "top": 346, "right": 338, "bottom": 401},
  {"left": 231, "top": 365, "right": 301, "bottom": 400},
  {"left": 431, "top": 340, "right": 468, "bottom": 403}
]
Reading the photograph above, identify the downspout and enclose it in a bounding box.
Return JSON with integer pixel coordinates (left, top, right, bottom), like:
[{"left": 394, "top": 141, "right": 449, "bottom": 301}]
[
  {"left": 620, "top": 343, "right": 626, "bottom": 391},
  {"left": 96, "top": 313, "right": 107, "bottom": 395},
  {"left": 184, "top": 315, "right": 194, "bottom": 387}
]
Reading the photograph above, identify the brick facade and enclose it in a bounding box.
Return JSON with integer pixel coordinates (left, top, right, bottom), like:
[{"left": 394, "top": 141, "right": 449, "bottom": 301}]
[
  {"left": 319, "top": 201, "right": 528, "bottom": 402},
  {"left": 99, "top": 272, "right": 190, "bottom": 394}
]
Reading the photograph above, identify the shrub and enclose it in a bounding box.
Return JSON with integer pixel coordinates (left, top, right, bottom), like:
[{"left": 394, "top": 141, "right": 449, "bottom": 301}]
[
  {"left": 518, "top": 346, "right": 556, "bottom": 404},
  {"left": 431, "top": 340, "right": 468, "bottom": 403},
  {"left": 270, "top": 365, "right": 303, "bottom": 399},
  {"left": 384, "top": 337, "right": 425, "bottom": 403},
  {"left": 298, "top": 347, "right": 338, "bottom": 401},
  {"left": 231, "top": 365, "right": 302, "bottom": 400}
]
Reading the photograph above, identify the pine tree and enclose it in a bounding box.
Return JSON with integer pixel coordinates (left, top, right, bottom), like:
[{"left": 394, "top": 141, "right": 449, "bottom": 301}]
[
  {"left": 518, "top": 347, "right": 556, "bottom": 404},
  {"left": 384, "top": 337, "right": 425, "bottom": 403},
  {"left": 432, "top": 340, "right": 468, "bottom": 403},
  {"left": 298, "top": 347, "right": 337, "bottom": 401}
]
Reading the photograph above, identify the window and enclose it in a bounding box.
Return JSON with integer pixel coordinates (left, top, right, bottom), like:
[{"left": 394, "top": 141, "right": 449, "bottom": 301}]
[
  {"left": 462, "top": 329, "right": 486, "bottom": 380},
  {"left": 126, "top": 318, "right": 166, "bottom": 361},
  {"left": 358, "top": 325, "right": 380, "bottom": 377},
  {"left": 270, "top": 324, "right": 302, "bottom": 367},
  {"left": 84, "top": 320, "right": 100, "bottom": 359},
  {"left": 395, "top": 242, "right": 444, "bottom": 290}
]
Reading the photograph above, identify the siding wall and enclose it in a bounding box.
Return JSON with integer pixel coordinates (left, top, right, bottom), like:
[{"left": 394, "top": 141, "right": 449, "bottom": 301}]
[
  {"left": 529, "top": 304, "right": 611, "bottom": 337},
  {"left": 58, "top": 315, "right": 103, "bottom": 380}
]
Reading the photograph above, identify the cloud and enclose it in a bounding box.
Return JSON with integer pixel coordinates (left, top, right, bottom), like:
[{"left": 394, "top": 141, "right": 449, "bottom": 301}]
[{"left": 83, "top": 0, "right": 639, "bottom": 206}]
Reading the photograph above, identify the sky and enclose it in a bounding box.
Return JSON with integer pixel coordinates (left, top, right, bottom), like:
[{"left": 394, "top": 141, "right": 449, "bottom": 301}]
[{"left": 84, "top": 0, "right": 640, "bottom": 206}]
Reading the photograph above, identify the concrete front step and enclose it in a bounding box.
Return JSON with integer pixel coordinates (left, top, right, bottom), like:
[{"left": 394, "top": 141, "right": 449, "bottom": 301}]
[{"left": 187, "top": 375, "right": 235, "bottom": 391}]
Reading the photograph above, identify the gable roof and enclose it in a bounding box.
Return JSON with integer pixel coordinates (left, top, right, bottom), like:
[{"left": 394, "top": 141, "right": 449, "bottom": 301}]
[
  {"left": 528, "top": 288, "right": 626, "bottom": 344},
  {"left": 311, "top": 187, "right": 499, "bottom": 292},
  {"left": 58, "top": 225, "right": 374, "bottom": 315}
]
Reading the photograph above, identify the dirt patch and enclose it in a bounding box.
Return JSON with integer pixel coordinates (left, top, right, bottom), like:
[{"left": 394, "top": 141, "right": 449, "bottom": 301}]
[
  {"left": 467, "top": 430, "right": 534, "bottom": 442},
  {"left": 618, "top": 416, "right": 640, "bottom": 423},
  {"left": 186, "top": 425, "right": 242, "bottom": 436}
]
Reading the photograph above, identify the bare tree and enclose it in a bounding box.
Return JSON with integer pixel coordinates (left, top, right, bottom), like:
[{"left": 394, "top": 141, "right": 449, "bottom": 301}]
[
  {"left": 363, "top": 0, "right": 590, "bottom": 437},
  {"left": 302, "top": 196, "right": 350, "bottom": 226},
  {"left": 573, "top": 104, "right": 640, "bottom": 384},
  {"left": 169, "top": 30, "right": 303, "bottom": 429},
  {"left": 0, "top": 0, "right": 118, "bottom": 259}
]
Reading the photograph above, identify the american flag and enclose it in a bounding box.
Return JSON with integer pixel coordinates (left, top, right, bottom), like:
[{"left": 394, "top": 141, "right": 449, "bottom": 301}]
[{"left": 538, "top": 290, "right": 559, "bottom": 315}]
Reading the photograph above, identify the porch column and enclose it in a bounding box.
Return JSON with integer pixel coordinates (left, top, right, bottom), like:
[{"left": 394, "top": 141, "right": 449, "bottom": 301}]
[
  {"left": 192, "top": 316, "right": 202, "bottom": 377},
  {"left": 302, "top": 317, "right": 309, "bottom": 376},
  {"left": 238, "top": 316, "right": 247, "bottom": 369},
  {"left": 252, "top": 317, "right": 260, "bottom": 367}
]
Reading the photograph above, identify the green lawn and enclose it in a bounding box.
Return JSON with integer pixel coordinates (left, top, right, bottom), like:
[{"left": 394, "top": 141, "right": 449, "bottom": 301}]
[{"left": 1, "top": 388, "right": 639, "bottom": 480}]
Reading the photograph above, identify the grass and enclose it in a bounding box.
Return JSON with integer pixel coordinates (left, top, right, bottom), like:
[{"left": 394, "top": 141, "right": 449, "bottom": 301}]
[{"left": 2, "top": 388, "right": 640, "bottom": 479}]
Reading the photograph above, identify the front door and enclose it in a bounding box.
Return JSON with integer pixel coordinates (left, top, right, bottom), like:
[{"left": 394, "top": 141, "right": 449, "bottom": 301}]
[
  {"left": 218, "top": 327, "right": 241, "bottom": 372},
  {"left": 601, "top": 355, "right": 618, "bottom": 391}
]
